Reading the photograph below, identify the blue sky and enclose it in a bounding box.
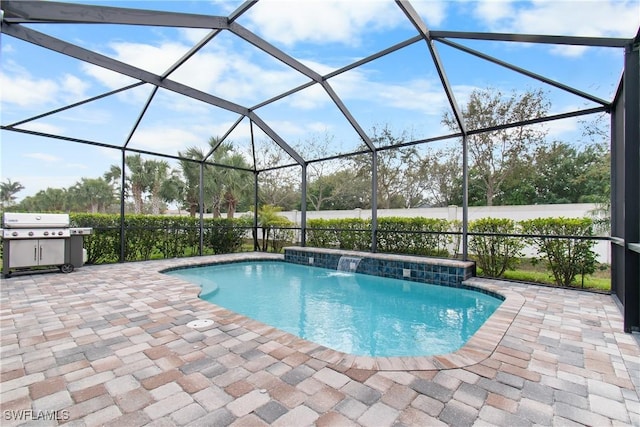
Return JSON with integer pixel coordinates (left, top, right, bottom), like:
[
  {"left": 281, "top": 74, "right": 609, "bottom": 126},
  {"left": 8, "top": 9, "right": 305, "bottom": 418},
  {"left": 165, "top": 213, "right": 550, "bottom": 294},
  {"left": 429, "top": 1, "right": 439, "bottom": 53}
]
[{"left": 1, "top": 0, "right": 639, "bottom": 201}]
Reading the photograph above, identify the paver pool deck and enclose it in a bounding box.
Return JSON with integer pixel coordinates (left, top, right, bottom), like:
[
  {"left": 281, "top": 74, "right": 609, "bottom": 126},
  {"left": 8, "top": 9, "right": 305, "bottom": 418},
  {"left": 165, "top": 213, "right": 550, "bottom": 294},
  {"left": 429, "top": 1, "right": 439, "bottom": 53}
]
[{"left": 1, "top": 253, "right": 639, "bottom": 426}]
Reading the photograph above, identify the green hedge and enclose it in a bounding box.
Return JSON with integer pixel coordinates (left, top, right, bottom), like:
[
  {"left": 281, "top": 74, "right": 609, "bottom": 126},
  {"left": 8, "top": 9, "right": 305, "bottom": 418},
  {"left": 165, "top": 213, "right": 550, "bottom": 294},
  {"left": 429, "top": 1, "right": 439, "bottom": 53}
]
[
  {"left": 307, "top": 218, "right": 371, "bottom": 251},
  {"left": 307, "top": 215, "right": 602, "bottom": 289},
  {"left": 469, "top": 217, "right": 524, "bottom": 278},
  {"left": 69, "top": 213, "right": 251, "bottom": 263},
  {"left": 377, "top": 217, "right": 452, "bottom": 256},
  {"left": 521, "top": 217, "right": 597, "bottom": 287},
  {"left": 308, "top": 217, "right": 454, "bottom": 256},
  {"left": 64, "top": 213, "right": 602, "bottom": 290}
]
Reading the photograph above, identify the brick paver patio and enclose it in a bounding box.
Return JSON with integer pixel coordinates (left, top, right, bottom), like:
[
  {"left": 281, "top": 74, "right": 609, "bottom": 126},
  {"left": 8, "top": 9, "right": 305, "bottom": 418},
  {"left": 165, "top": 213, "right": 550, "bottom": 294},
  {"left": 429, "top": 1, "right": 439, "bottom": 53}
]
[{"left": 1, "top": 253, "right": 638, "bottom": 426}]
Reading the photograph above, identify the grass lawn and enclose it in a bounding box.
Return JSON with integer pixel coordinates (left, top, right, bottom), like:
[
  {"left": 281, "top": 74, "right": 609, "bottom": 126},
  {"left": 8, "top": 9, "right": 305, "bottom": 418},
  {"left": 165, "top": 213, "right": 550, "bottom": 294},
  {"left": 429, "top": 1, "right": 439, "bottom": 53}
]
[{"left": 479, "top": 258, "right": 611, "bottom": 292}]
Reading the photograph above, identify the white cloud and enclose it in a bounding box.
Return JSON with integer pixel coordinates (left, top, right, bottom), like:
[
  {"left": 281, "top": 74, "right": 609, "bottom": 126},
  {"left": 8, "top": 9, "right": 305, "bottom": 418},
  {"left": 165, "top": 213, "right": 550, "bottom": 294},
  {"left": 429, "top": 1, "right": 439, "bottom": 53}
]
[
  {"left": 285, "top": 85, "right": 331, "bottom": 110},
  {"left": 412, "top": 0, "right": 449, "bottom": 27},
  {"left": 81, "top": 63, "right": 139, "bottom": 90},
  {"left": 17, "top": 122, "right": 65, "bottom": 135},
  {"left": 1, "top": 42, "right": 16, "bottom": 54},
  {"left": 473, "top": 0, "right": 640, "bottom": 58},
  {"left": 0, "top": 70, "right": 58, "bottom": 108},
  {"left": 0, "top": 60, "right": 92, "bottom": 110},
  {"left": 128, "top": 127, "right": 203, "bottom": 152},
  {"left": 244, "top": 0, "right": 404, "bottom": 47},
  {"left": 24, "top": 152, "right": 63, "bottom": 162},
  {"left": 60, "top": 74, "right": 91, "bottom": 102},
  {"left": 178, "top": 28, "right": 216, "bottom": 45},
  {"left": 474, "top": 0, "right": 516, "bottom": 24}
]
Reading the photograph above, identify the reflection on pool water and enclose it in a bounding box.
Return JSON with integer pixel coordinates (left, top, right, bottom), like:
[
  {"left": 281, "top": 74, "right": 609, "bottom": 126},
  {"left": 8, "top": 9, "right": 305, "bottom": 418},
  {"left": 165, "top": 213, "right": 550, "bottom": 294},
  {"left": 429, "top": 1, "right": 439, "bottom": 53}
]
[{"left": 166, "top": 261, "right": 502, "bottom": 357}]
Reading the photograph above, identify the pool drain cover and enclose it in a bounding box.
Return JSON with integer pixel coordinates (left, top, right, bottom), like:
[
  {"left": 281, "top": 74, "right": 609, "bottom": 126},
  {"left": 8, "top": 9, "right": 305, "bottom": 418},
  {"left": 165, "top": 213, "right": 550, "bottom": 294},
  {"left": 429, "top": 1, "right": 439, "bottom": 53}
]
[{"left": 186, "top": 319, "right": 214, "bottom": 329}]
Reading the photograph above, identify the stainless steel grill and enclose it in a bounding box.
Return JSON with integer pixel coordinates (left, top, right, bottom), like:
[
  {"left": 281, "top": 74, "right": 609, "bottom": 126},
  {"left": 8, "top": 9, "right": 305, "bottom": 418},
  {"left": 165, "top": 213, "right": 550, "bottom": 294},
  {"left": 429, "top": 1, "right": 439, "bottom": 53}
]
[{"left": 2, "top": 213, "right": 92, "bottom": 278}]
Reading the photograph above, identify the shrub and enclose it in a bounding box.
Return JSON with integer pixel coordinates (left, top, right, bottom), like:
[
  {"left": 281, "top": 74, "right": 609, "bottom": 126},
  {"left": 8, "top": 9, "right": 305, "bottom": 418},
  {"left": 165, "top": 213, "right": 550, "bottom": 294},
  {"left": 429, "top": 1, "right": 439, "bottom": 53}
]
[
  {"left": 335, "top": 218, "right": 371, "bottom": 250},
  {"left": 156, "top": 216, "right": 199, "bottom": 258},
  {"left": 123, "top": 215, "right": 158, "bottom": 260},
  {"left": 70, "top": 213, "right": 250, "bottom": 262},
  {"left": 268, "top": 222, "right": 296, "bottom": 253},
  {"left": 307, "top": 218, "right": 340, "bottom": 248},
  {"left": 205, "top": 217, "right": 250, "bottom": 254},
  {"left": 70, "top": 213, "right": 120, "bottom": 264},
  {"left": 469, "top": 217, "right": 524, "bottom": 278},
  {"left": 256, "top": 205, "right": 295, "bottom": 252},
  {"left": 377, "top": 217, "right": 451, "bottom": 257},
  {"left": 520, "top": 217, "right": 598, "bottom": 287}
]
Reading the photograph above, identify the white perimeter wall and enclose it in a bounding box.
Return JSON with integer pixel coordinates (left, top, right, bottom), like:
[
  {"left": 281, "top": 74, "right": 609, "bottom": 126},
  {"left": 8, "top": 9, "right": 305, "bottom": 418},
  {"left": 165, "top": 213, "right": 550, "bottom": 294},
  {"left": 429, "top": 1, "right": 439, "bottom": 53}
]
[{"left": 174, "top": 203, "right": 609, "bottom": 263}]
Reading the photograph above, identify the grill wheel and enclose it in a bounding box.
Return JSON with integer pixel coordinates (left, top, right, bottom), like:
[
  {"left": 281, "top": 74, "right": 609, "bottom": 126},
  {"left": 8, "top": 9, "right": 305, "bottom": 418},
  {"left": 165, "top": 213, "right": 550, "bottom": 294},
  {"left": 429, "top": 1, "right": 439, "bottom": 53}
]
[{"left": 60, "top": 263, "right": 74, "bottom": 274}]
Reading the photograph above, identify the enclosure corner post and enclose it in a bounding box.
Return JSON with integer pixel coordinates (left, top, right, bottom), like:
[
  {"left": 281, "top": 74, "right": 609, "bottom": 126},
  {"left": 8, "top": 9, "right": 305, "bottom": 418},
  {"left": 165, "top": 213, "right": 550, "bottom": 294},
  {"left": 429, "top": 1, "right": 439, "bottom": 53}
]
[
  {"left": 371, "top": 150, "right": 378, "bottom": 253},
  {"left": 301, "top": 163, "right": 307, "bottom": 247},
  {"left": 462, "top": 134, "right": 469, "bottom": 260},
  {"left": 253, "top": 171, "right": 259, "bottom": 252},
  {"left": 198, "top": 162, "right": 204, "bottom": 256},
  {"left": 623, "top": 38, "right": 640, "bottom": 332},
  {"left": 119, "top": 149, "right": 126, "bottom": 263}
]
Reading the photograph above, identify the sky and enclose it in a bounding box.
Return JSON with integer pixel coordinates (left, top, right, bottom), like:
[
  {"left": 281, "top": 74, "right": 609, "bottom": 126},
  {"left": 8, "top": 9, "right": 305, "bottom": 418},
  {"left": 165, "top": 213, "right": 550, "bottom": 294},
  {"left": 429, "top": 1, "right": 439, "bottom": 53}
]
[{"left": 1, "top": 0, "right": 639, "bottom": 202}]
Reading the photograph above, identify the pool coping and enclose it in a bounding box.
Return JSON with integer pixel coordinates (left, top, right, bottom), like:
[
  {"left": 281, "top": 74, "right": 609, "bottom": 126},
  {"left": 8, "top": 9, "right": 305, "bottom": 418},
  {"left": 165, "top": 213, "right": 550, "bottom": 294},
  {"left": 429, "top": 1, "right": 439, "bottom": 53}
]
[{"left": 159, "top": 252, "right": 525, "bottom": 371}]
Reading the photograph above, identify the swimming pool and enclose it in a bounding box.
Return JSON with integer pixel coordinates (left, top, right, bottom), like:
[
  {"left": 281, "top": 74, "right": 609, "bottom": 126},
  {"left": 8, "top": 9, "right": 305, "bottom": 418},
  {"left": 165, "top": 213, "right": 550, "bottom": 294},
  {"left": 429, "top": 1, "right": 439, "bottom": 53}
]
[{"left": 166, "top": 261, "right": 502, "bottom": 357}]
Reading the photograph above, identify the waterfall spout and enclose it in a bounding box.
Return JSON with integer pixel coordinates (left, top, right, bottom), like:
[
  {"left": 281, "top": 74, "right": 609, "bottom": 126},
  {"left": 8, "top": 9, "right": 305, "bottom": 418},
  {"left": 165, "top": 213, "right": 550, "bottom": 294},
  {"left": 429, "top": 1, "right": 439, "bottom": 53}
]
[{"left": 337, "top": 255, "right": 362, "bottom": 273}]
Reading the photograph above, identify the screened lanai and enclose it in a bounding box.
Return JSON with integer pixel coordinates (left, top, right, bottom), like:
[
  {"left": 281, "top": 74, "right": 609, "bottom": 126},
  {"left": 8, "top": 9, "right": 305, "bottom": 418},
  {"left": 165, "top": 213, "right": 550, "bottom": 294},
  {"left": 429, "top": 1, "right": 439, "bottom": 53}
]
[{"left": 1, "top": 0, "right": 638, "bottom": 331}]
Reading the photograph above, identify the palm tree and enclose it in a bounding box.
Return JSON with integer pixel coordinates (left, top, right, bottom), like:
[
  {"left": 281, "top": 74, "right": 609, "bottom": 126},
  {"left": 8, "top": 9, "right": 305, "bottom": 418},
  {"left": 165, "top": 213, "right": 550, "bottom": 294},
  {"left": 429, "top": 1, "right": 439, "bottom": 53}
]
[
  {"left": 125, "top": 154, "right": 150, "bottom": 214},
  {"left": 145, "top": 159, "right": 170, "bottom": 214},
  {"left": 159, "top": 168, "right": 186, "bottom": 214},
  {"left": 179, "top": 146, "right": 205, "bottom": 217},
  {"left": 68, "top": 178, "right": 116, "bottom": 213},
  {"left": 221, "top": 153, "right": 252, "bottom": 218},
  {"left": 0, "top": 179, "right": 25, "bottom": 208},
  {"left": 206, "top": 139, "right": 252, "bottom": 218},
  {"left": 35, "top": 188, "right": 68, "bottom": 212},
  {"left": 257, "top": 204, "right": 288, "bottom": 251},
  {"left": 177, "top": 137, "right": 252, "bottom": 217}
]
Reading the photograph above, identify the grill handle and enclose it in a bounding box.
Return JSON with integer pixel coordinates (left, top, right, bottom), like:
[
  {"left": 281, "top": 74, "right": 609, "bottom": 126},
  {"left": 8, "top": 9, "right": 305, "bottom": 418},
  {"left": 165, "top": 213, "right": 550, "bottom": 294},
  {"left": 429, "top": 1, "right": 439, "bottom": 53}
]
[{"left": 34, "top": 246, "right": 38, "bottom": 261}]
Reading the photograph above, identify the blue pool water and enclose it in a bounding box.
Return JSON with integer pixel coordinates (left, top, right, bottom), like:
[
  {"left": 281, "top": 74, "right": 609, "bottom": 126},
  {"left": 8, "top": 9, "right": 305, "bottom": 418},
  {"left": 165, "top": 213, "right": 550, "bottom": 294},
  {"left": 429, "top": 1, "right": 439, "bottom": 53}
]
[{"left": 166, "top": 261, "right": 502, "bottom": 357}]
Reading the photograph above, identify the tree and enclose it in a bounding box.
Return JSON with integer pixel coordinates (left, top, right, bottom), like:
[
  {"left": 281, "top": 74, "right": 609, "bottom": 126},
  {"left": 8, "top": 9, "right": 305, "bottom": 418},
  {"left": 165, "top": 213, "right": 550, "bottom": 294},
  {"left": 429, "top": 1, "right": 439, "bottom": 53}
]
[
  {"left": 124, "top": 154, "right": 148, "bottom": 214},
  {"left": 178, "top": 147, "right": 204, "bottom": 217},
  {"left": 16, "top": 188, "right": 67, "bottom": 212},
  {"left": 179, "top": 138, "right": 252, "bottom": 218},
  {"left": 350, "top": 125, "right": 423, "bottom": 209},
  {"left": 255, "top": 144, "right": 300, "bottom": 210},
  {"left": 103, "top": 164, "right": 122, "bottom": 193},
  {"left": 204, "top": 139, "right": 252, "bottom": 218},
  {"left": 218, "top": 151, "right": 252, "bottom": 218},
  {"left": 0, "top": 179, "right": 25, "bottom": 208},
  {"left": 144, "top": 159, "right": 170, "bottom": 214},
  {"left": 418, "top": 147, "right": 462, "bottom": 207},
  {"left": 68, "top": 178, "right": 116, "bottom": 213},
  {"left": 442, "top": 88, "right": 550, "bottom": 206},
  {"left": 159, "top": 168, "right": 186, "bottom": 214},
  {"left": 307, "top": 169, "right": 369, "bottom": 210},
  {"left": 256, "top": 204, "right": 291, "bottom": 252}
]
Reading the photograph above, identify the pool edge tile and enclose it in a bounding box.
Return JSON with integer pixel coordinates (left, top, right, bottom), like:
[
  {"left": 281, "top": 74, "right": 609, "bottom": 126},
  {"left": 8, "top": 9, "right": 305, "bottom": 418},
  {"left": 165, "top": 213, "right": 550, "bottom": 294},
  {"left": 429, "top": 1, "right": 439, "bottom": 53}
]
[{"left": 157, "top": 254, "right": 526, "bottom": 372}]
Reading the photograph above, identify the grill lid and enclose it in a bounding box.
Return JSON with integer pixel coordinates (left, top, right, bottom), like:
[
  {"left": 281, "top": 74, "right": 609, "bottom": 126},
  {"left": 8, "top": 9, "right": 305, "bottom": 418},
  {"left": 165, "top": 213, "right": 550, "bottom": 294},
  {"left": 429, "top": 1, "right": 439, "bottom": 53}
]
[{"left": 3, "top": 213, "right": 70, "bottom": 228}]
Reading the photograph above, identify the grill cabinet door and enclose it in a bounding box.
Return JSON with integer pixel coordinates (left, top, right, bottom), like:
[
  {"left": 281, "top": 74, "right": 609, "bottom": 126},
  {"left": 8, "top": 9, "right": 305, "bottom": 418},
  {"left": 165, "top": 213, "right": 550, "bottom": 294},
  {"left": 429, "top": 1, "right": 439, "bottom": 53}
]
[
  {"left": 39, "top": 239, "right": 65, "bottom": 266},
  {"left": 8, "top": 239, "right": 66, "bottom": 268},
  {"left": 8, "top": 240, "right": 39, "bottom": 268}
]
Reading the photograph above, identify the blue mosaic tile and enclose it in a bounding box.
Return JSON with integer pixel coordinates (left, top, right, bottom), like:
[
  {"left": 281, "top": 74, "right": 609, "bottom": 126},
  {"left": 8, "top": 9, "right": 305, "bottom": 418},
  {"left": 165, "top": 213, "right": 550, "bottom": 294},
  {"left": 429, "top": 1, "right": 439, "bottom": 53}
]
[{"left": 283, "top": 247, "right": 476, "bottom": 289}]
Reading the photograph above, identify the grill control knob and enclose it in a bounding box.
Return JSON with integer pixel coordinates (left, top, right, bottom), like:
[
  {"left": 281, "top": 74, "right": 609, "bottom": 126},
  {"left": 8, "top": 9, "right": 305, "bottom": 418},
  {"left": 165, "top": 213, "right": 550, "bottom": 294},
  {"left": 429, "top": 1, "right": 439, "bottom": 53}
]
[
  {"left": 12, "top": 231, "right": 18, "bottom": 237},
  {"left": 44, "top": 231, "right": 49, "bottom": 236},
  {"left": 58, "top": 231, "right": 64, "bottom": 236},
  {"left": 28, "top": 231, "right": 34, "bottom": 236}
]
